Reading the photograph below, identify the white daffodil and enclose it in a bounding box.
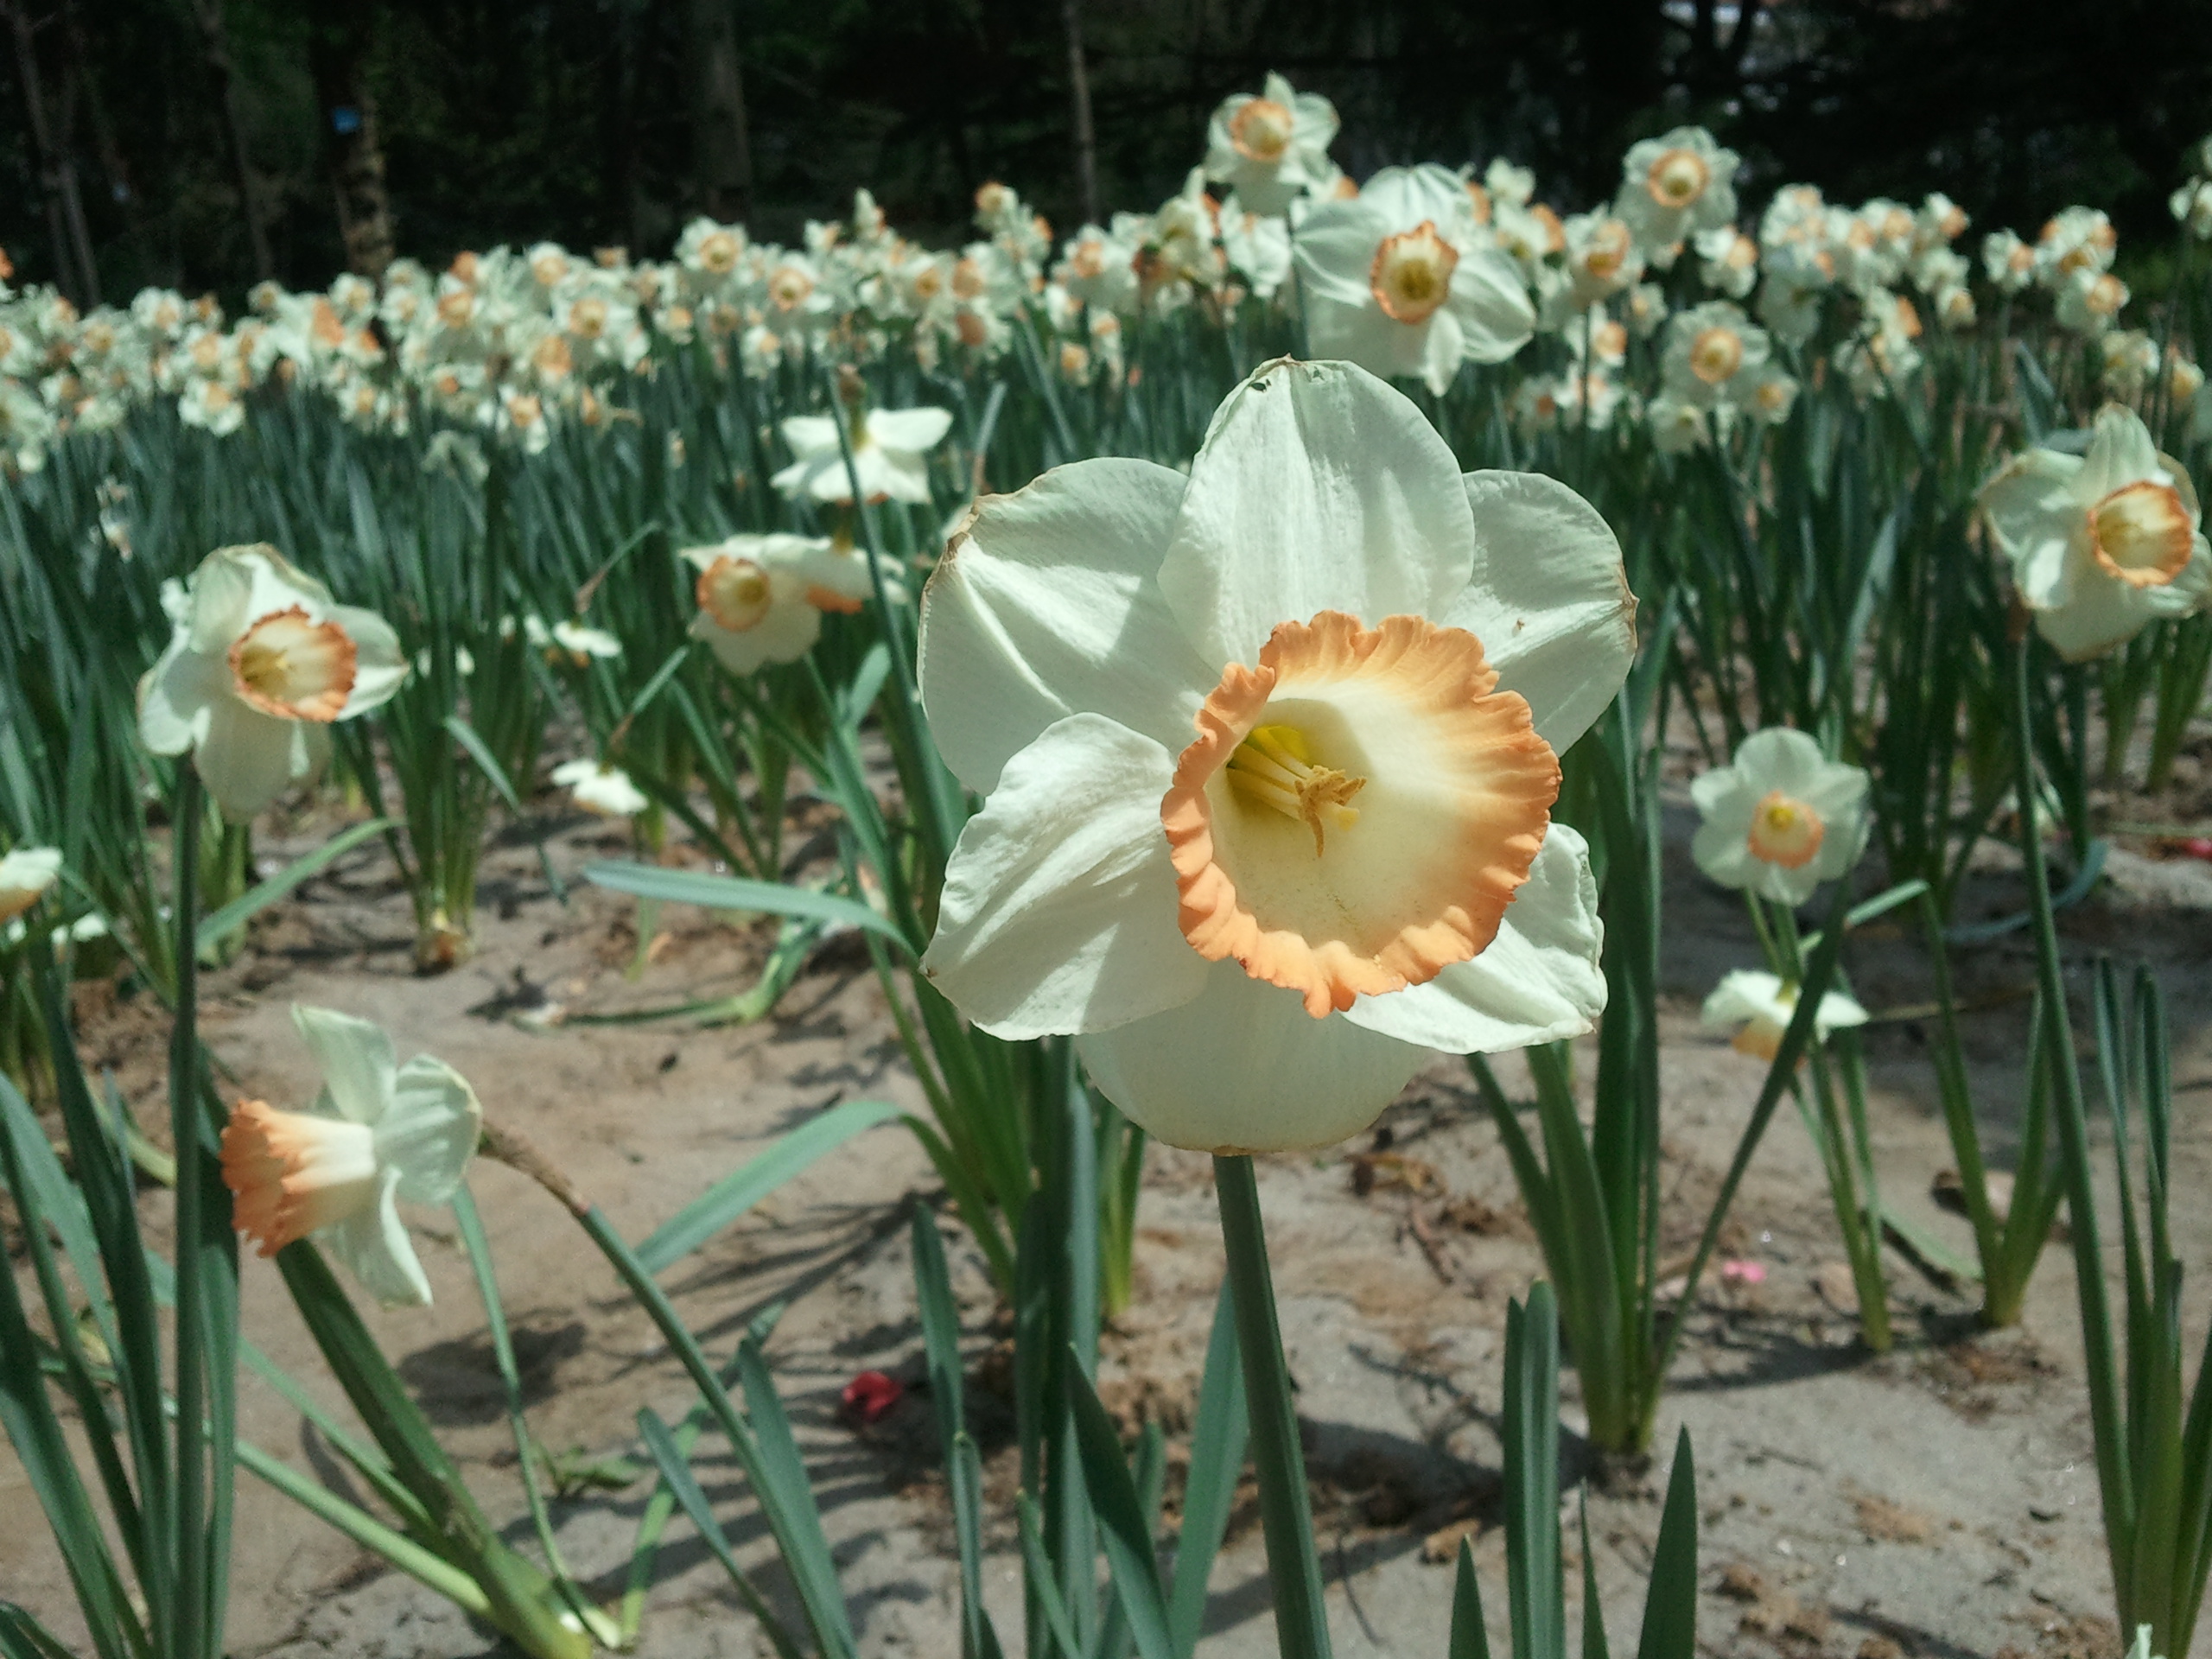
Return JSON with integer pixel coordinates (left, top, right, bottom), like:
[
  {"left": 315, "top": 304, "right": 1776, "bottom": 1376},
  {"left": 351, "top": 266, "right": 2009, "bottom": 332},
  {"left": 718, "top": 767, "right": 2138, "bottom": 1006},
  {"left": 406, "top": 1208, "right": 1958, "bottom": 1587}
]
[
  {"left": 1293, "top": 165, "right": 1535, "bottom": 396},
  {"left": 1700, "top": 969, "right": 1868, "bottom": 1061},
  {"left": 918, "top": 359, "right": 1636, "bottom": 1154},
  {"left": 1690, "top": 728, "right": 1871, "bottom": 906},
  {"left": 0, "top": 847, "right": 62, "bottom": 925},
  {"left": 1201, "top": 72, "right": 1341, "bottom": 218},
  {"left": 1979, "top": 404, "right": 2212, "bottom": 661},
  {"left": 682, "top": 532, "right": 890, "bottom": 675},
  {"left": 1661, "top": 300, "right": 1770, "bottom": 409},
  {"left": 1613, "top": 126, "right": 1739, "bottom": 266},
  {"left": 220, "top": 1005, "right": 480, "bottom": 1308},
  {"left": 137, "top": 543, "right": 406, "bottom": 822},
  {"left": 551, "top": 759, "right": 649, "bottom": 817},
  {"left": 772, "top": 405, "right": 953, "bottom": 506}
]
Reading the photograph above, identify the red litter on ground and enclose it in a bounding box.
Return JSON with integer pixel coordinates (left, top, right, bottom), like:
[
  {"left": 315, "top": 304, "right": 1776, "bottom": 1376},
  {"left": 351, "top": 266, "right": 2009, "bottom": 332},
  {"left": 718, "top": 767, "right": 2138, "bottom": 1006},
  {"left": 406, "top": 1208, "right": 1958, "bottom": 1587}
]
[
  {"left": 1720, "top": 1259, "right": 1768, "bottom": 1285},
  {"left": 2180, "top": 838, "right": 2212, "bottom": 862},
  {"left": 842, "top": 1370, "right": 903, "bottom": 1423}
]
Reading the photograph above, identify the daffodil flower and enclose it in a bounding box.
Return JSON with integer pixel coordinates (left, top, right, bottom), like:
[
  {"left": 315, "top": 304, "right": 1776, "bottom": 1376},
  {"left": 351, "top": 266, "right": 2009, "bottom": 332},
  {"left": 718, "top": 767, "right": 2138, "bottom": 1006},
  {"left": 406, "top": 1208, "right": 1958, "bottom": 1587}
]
[
  {"left": 1201, "top": 72, "right": 1341, "bottom": 218},
  {"left": 1293, "top": 167, "right": 1536, "bottom": 397},
  {"left": 137, "top": 543, "right": 406, "bottom": 821},
  {"left": 1689, "top": 728, "right": 1870, "bottom": 906},
  {"left": 682, "top": 531, "right": 894, "bottom": 675},
  {"left": 1700, "top": 969, "right": 1867, "bottom": 1061},
  {"left": 0, "top": 846, "right": 62, "bottom": 925},
  {"left": 771, "top": 406, "right": 953, "bottom": 505},
  {"left": 551, "top": 758, "right": 649, "bottom": 817},
  {"left": 220, "top": 1006, "right": 481, "bottom": 1308},
  {"left": 1979, "top": 404, "right": 2212, "bottom": 661},
  {"left": 918, "top": 359, "right": 1636, "bottom": 1153},
  {"left": 1611, "top": 126, "right": 1739, "bottom": 266}
]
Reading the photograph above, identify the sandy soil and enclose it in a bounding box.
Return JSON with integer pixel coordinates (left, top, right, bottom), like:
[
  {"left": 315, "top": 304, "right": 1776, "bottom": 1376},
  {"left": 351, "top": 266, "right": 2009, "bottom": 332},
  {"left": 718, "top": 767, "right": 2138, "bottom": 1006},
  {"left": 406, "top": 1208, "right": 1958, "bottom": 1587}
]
[{"left": 3, "top": 767, "right": 2209, "bottom": 1659}]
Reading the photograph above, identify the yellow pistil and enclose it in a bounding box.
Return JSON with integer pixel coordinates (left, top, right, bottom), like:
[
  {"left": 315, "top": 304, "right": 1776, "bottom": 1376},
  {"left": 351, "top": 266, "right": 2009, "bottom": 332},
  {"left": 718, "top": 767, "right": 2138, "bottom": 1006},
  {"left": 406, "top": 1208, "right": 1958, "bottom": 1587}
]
[
  {"left": 1689, "top": 326, "right": 1745, "bottom": 385},
  {"left": 1645, "top": 147, "right": 1710, "bottom": 209},
  {"left": 1746, "top": 790, "right": 1824, "bottom": 868},
  {"left": 1368, "top": 222, "right": 1459, "bottom": 325},
  {"left": 1226, "top": 723, "right": 1366, "bottom": 856}
]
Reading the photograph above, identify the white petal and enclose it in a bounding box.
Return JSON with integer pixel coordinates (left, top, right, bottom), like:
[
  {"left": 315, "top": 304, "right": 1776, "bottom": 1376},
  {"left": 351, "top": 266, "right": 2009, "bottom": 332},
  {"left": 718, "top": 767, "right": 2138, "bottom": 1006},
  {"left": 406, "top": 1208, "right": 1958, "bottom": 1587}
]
[
  {"left": 867, "top": 406, "right": 954, "bottom": 452},
  {"left": 918, "top": 457, "right": 1210, "bottom": 793},
  {"left": 2033, "top": 570, "right": 2160, "bottom": 662},
  {"left": 1441, "top": 472, "right": 1636, "bottom": 754},
  {"left": 1979, "top": 449, "right": 2081, "bottom": 605},
  {"left": 2078, "top": 405, "right": 2163, "bottom": 501},
  {"left": 1420, "top": 306, "right": 1465, "bottom": 396},
  {"left": 194, "top": 697, "right": 315, "bottom": 822},
  {"left": 185, "top": 548, "right": 255, "bottom": 653},
  {"left": 378, "top": 1058, "right": 483, "bottom": 1203},
  {"left": 1077, "top": 957, "right": 1428, "bottom": 1153},
  {"left": 871, "top": 448, "right": 936, "bottom": 505},
  {"left": 923, "top": 715, "right": 1205, "bottom": 1039},
  {"left": 291, "top": 1004, "right": 397, "bottom": 1125},
  {"left": 333, "top": 606, "right": 409, "bottom": 715},
  {"left": 779, "top": 415, "right": 840, "bottom": 457},
  {"left": 1443, "top": 249, "right": 1537, "bottom": 365},
  {"left": 1304, "top": 295, "right": 1436, "bottom": 384},
  {"left": 1291, "top": 201, "right": 1392, "bottom": 306},
  {"left": 137, "top": 642, "right": 225, "bottom": 756},
  {"left": 1340, "top": 823, "right": 1605, "bottom": 1051},
  {"left": 1156, "top": 359, "right": 1475, "bottom": 669},
  {"left": 690, "top": 584, "right": 822, "bottom": 674},
  {"left": 325, "top": 1173, "right": 434, "bottom": 1307}
]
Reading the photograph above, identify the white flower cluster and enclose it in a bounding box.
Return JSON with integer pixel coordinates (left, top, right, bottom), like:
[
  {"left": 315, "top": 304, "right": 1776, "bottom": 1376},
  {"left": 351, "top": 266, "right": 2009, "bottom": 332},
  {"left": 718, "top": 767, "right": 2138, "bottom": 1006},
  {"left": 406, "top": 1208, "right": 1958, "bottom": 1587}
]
[{"left": 3, "top": 96, "right": 2208, "bottom": 476}]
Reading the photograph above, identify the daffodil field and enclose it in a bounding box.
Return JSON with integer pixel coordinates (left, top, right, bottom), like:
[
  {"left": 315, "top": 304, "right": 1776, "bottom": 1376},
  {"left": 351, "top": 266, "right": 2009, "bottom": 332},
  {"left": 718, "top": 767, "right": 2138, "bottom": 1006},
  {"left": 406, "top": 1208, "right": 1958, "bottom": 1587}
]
[{"left": 2, "top": 69, "right": 2209, "bottom": 1659}]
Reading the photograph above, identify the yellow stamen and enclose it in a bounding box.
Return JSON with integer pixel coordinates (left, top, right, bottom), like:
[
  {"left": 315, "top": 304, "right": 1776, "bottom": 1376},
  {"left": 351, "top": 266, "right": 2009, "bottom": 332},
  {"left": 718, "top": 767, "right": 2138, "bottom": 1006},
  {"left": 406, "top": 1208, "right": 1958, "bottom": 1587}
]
[{"left": 1226, "top": 723, "right": 1367, "bottom": 855}]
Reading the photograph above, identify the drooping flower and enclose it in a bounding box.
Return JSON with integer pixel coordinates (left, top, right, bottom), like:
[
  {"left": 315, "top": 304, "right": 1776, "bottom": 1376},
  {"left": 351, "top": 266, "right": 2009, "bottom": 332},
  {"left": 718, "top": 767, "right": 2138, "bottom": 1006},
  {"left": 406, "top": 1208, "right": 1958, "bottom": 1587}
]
[
  {"left": 137, "top": 543, "right": 407, "bottom": 822},
  {"left": 1293, "top": 166, "right": 1535, "bottom": 396},
  {"left": 551, "top": 759, "right": 649, "bottom": 817},
  {"left": 1201, "top": 72, "right": 1341, "bottom": 218},
  {"left": 682, "top": 532, "right": 890, "bottom": 675},
  {"left": 220, "top": 1006, "right": 480, "bottom": 1307},
  {"left": 771, "top": 406, "right": 953, "bottom": 505},
  {"left": 1700, "top": 969, "right": 1868, "bottom": 1061},
  {"left": 1978, "top": 404, "right": 2212, "bottom": 661},
  {"left": 0, "top": 846, "right": 62, "bottom": 925},
  {"left": 918, "top": 359, "right": 1636, "bottom": 1154},
  {"left": 1690, "top": 728, "right": 1871, "bottom": 906}
]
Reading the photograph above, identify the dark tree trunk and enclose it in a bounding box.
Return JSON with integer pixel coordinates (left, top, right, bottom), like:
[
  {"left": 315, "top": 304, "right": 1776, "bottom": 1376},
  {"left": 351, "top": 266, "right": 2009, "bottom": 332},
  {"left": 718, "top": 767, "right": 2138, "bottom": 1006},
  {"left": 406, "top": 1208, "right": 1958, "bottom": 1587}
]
[
  {"left": 686, "top": 0, "right": 753, "bottom": 224},
  {"left": 1062, "top": 0, "right": 1098, "bottom": 226},
  {"left": 310, "top": 5, "right": 395, "bottom": 278},
  {"left": 3, "top": 0, "right": 100, "bottom": 303},
  {"left": 191, "top": 0, "right": 273, "bottom": 281}
]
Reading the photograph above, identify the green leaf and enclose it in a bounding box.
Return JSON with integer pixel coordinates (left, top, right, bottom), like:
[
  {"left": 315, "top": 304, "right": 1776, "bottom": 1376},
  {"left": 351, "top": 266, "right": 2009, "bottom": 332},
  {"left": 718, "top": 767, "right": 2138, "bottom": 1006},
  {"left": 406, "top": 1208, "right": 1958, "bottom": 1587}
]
[
  {"left": 1449, "top": 1540, "right": 1492, "bottom": 1659},
  {"left": 735, "top": 1339, "right": 859, "bottom": 1659},
  {"left": 1581, "top": 1495, "right": 1611, "bottom": 1659},
  {"left": 444, "top": 714, "right": 568, "bottom": 902},
  {"left": 636, "top": 1100, "right": 902, "bottom": 1274},
  {"left": 0, "top": 1604, "right": 80, "bottom": 1659},
  {"left": 583, "top": 861, "right": 912, "bottom": 953},
  {"left": 1633, "top": 1430, "right": 1699, "bottom": 1659},
  {"left": 193, "top": 817, "right": 391, "bottom": 958},
  {"left": 1166, "top": 1277, "right": 1247, "bottom": 1659},
  {"left": 1503, "top": 1287, "right": 1563, "bottom": 1659},
  {"left": 1065, "top": 1348, "right": 1175, "bottom": 1659},
  {"left": 634, "top": 1410, "right": 809, "bottom": 1659}
]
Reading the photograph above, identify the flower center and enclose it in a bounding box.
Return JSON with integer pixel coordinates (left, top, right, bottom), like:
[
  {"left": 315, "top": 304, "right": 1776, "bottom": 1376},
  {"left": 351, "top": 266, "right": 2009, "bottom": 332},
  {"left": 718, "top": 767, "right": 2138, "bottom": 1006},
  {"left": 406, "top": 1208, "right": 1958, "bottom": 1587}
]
[
  {"left": 1226, "top": 723, "right": 1369, "bottom": 855},
  {"left": 220, "top": 1101, "right": 380, "bottom": 1256},
  {"left": 1161, "top": 611, "right": 1560, "bottom": 1018},
  {"left": 227, "top": 607, "right": 359, "bottom": 721},
  {"left": 1746, "top": 791, "right": 1825, "bottom": 868},
  {"left": 771, "top": 267, "right": 813, "bottom": 308},
  {"left": 1690, "top": 326, "right": 1745, "bottom": 385},
  {"left": 1646, "top": 147, "right": 1710, "bottom": 208},
  {"left": 1229, "top": 97, "right": 1294, "bottom": 162},
  {"left": 1582, "top": 220, "right": 1632, "bottom": 281},
  {"left": 698, "top": 556, "right": 774, "bottom": 631},
  {"left": 700, "top": 231, "right": 741, "bottom": 273},
  {"left": 1369, "top": 222, "right": 1459, "bottom": 326},
  {"left": 2088, "top": 480, "right": 2195, "bottom": 588}
]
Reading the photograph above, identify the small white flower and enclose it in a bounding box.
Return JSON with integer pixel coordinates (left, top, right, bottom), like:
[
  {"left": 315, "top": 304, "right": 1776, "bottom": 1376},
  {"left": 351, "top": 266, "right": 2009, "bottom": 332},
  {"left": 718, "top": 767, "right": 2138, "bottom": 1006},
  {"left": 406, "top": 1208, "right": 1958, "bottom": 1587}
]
[
  {"left": 549, "top": 620, "right": 622, "bottom": 660},
  {"left": 0, "top": 847, "right": 63, "bottom": 925},
  {"left": 221, "top": 1006, "right": 480, "bottom": 1308},
  {"left": 772, "top": 406, "right": 953, "bottom": 505},
  {"left": 551, "top": 760, "right": 649, "bottom": 817},
  {"left": 1613, "top": 126, "right": 1739, "bottom": 266},
  {"left": 683, "top": 532, "right": 889, "bottom": 675},
  {"left": 1201, "top": 72, "right": 1341, "bottom": 218},
  {"left": 1701, "top": 969, "right": 1868, "bottom": 1061},
  {"left": 137, "top": 544, "right": 408, "bottom": 822},
  {"left": 1690, "top": 729, "right": 1871, "bottom": 906}
]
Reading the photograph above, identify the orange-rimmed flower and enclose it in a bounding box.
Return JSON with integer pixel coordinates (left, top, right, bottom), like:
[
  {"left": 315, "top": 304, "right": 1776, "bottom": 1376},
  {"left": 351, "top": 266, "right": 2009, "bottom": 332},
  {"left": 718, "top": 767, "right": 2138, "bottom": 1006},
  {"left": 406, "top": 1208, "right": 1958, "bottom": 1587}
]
[
  {"left": 682, "top": 532, "right": 896, "bottom": 676},
  {"left": 137, "top": 544, "right": 406, "bottom": 822},
  {"left": 220, "top": 1006, "right": 480, "bottom": 1307},
  {"left": 1690, "top": 729, "right": 1870, "bottom": 906},
  {"left": 1979, "top": 404, "right": 2212, "bottom": 661},
  {"left": 1614, "top": 126, "right": 1738, "bottom": 268},
  {"left": 918, "top": 359, "right": 1635, "bottom": 1153},
  {"left": 1700, "top": 970, "right": 1868, "bottom": 1062},
  {"left": 1202, "top": 72, "right": 1341, "bottom": 217}
]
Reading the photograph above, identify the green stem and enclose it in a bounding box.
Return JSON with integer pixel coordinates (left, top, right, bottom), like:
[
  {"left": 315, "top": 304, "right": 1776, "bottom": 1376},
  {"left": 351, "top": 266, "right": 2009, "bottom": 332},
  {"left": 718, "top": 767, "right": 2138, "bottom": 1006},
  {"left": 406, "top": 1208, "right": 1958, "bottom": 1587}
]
[
  {"left": 168, "top": 766, "right": 207, "bottom": 1659},
  {"left": 1213, "top": 1155, "right": 1332, "bottom": 1659},
  {"left": 2012, "top": 632, "right": 2134, "bottom": 1618}
]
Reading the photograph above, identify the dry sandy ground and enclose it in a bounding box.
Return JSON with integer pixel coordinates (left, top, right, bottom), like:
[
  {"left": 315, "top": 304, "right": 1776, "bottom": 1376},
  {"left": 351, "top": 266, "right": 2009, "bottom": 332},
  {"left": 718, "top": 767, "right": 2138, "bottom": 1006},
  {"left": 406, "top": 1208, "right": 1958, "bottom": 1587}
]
[{"left": 3, "top": 781, "right": 2209, "bottom": 1659}]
